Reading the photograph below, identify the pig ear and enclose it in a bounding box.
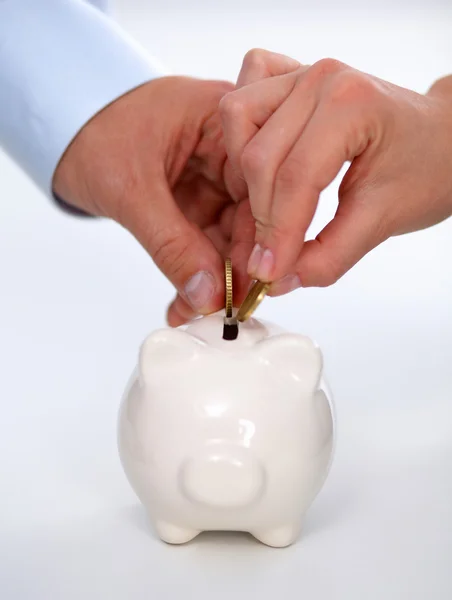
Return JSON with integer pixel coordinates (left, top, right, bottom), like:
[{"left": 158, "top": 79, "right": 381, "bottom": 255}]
[
  {"left": 254, "top": 333, "right": 322, "bottom": 392},
  {"left": 139, "top": 328, "right": 205, "bottom": 384}
]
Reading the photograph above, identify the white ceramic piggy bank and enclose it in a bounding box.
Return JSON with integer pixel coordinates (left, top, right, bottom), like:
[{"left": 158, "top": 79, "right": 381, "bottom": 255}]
[{"left": 118, "top": 311, "right": 334, "bottom": 547}]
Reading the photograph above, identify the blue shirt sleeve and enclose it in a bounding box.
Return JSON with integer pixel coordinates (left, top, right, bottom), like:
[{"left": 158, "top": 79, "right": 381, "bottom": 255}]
[{"left": 0, "top": 0, "right": 167, "bottom": 195}]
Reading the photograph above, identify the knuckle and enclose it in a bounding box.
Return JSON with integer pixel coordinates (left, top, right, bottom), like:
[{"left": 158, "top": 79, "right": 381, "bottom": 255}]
[
  {"left": 253, "top": 214, "right": 271, "bottom": 235},
  {"left": 317, "top": 255, "right": 344, "bottom": 287},
  {"left": 328, "top": 70, "right": 374, "bottom": 105},
  {"left": 218, "top": 91, "right": 246, "bottom": 120},
  {"left": 311, "top": 57, "right": 345, "bottom": 79},
  {"left": 254, "top": 216, "right": 287, "bottom": 240},
  {"left": 151, "top": 229, "right": 191, "bottom": 280},
  {"left": 242, "top": 48, "right": 268, "bottom": 70},
  {"left": 275, "top": 155, "right": 305, "bottom": 195}
]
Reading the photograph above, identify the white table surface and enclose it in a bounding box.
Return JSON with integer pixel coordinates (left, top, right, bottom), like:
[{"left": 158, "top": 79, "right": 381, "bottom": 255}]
[{"left": 1, "top": 1, "right": 451, "bottom": 598}]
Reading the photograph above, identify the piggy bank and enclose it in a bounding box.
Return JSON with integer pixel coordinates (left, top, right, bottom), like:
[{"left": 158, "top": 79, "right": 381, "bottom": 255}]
[{"left": 118, "top": 311, "right": 334, "bottom": 547}]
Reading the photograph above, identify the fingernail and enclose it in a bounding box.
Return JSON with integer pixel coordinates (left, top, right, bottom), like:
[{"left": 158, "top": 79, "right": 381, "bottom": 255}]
[
  {"left": 184, "top": 271, "right": 215, "bottom": 311},
  {"left": 248, "top": 243, "right": 263, "bottom": 275},
  {"left": 254, "top": 248, "right": 275, "bottom": 282},
  {"left": 270, "top": 274, "right": 302, "bottom": 296}
]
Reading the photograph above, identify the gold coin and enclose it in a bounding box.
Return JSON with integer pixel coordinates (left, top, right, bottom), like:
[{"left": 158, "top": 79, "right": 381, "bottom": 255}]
[
  {"left": 224, "top": 258, "right": 233, "bottom": 318},
  {"left": 236, "top": 280, "right": 270, "bottom": 322}
]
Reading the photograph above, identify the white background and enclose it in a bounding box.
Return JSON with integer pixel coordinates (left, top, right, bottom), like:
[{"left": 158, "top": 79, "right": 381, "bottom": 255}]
[{"left": 1, "top": 1, "right": 451, "bottom": 598}]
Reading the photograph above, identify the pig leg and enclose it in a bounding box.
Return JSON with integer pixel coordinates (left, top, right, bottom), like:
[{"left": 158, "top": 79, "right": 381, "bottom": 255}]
[
  {"left": 155, "top": 521, "right": 200, "bottom": 544},
  {"left": 252, "top": 524, "right": 301, "bottom": 548}
]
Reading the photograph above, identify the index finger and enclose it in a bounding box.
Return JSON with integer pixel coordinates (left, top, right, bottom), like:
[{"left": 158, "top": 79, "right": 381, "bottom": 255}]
[
  {"left": 256, "top": 95, "right": 375, "bottom": 282},
  {"left": 236, "top": 48, "right": 302, "bottom": 88}
]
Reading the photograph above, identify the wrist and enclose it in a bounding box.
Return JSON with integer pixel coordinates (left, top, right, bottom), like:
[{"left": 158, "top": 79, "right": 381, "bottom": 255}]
[
  {"left": 52, "top": 76, "right": 233, "bottom": 217},
  {"left": 52, "top": 77, "right": 182, "bottom": 215}
]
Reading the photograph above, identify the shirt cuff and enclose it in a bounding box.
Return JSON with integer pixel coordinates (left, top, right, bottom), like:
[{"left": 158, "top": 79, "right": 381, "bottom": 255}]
[{"left": 0, "top": 0, "right": 167, "bottom": 195}]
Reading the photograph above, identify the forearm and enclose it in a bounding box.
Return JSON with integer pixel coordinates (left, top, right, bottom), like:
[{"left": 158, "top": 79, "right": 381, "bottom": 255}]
[{"left": 0, "top": 0, "right": 166, "bottom": 196}]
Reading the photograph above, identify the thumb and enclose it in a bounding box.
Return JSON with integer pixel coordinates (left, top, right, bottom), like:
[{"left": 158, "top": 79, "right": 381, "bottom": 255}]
[
  {"left": 295, "top": 194, "right": 390, "bottom": 288},
  {"left": 166, "top": 293, "right": 197, "bottom": 328},
  {"left": 123, "top": 176, "right": 225, "bottom": 314}
]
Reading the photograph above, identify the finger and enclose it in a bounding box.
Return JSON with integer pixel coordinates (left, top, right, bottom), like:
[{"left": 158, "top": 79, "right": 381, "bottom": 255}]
[
  {"left": 236, "top": 48, "right": 301, "bottom": 88},
  {"left": 295, "top": 193, "right": 389, "bottom": 287},
  {"left": 222, "top": 55, "right": 307, "bottom": 203},
  {"left": 167, "top": 213, "right": 233, "bottom": 328},
  {"left": 268, "top": 273, "right": 302, "bottom": 297},
  {"left": 238, "top": 75, "right": 320, "bottom": 261},
  {"left": 223, "top": 156, "right": 248, "bottom": 203},
  {"left": 123, "top": 174, "right": 225, "bottom": 315},
  {"left": 219, "top": 72, "right": 299, "bottom": 182},
  {"left": 167, "top": 294, "right": 197, "bottom": 327},
  {"left": 167, "top": 201, "right": 255, "bottom": 325},
  {"left": 251, "top": 82, "right": 374, "bottom": 282},
  {"left": 221, "top": 66, "right": 318, "bottom": 264},
  {"left": 267, "top": 180, "right": 389, "bottom": 295}
]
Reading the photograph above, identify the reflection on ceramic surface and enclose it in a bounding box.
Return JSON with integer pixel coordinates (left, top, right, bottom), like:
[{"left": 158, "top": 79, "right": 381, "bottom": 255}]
[{"left": 118, "top": 311, "right": 334, "bottom": 547}]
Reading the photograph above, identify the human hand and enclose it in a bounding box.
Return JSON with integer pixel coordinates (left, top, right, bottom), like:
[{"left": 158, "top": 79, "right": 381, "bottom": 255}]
[
  {"left": 220, "top": 50, "right": 452, "bottom": 295},
  {"left": 53, "top": 77, "right": 255, "bottom": 326}
]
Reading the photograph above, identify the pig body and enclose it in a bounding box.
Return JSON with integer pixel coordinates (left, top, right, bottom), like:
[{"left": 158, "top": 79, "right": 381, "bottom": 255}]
[{"left": 118, "top": 312, "right": 334, "bottom": 547}]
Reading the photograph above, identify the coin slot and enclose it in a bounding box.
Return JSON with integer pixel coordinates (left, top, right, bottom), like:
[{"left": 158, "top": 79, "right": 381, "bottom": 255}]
[{"left": 223, "top": 318, "right": 239, "bottom": 341}]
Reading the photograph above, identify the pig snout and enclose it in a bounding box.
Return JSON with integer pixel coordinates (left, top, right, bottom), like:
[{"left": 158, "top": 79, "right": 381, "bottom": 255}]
[{"left": 179, "top": 446, "right": 265, "bottom": 508}]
